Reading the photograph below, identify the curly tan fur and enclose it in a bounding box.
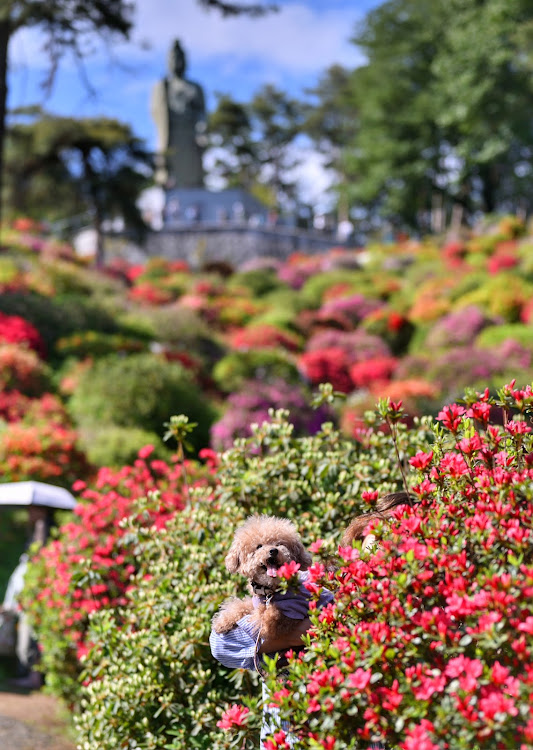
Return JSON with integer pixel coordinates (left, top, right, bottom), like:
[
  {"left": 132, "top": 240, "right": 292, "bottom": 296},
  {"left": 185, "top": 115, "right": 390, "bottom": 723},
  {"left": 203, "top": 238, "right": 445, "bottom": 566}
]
[{"left": 212, "top": 515, "right": 312, "bottom": 639}]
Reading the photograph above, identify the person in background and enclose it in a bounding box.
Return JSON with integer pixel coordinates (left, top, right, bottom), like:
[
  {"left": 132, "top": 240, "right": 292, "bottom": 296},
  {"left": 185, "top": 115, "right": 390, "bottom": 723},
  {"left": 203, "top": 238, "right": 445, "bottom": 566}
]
[{"left": 1, "top": 505, "right": 52, "bottom": 689}]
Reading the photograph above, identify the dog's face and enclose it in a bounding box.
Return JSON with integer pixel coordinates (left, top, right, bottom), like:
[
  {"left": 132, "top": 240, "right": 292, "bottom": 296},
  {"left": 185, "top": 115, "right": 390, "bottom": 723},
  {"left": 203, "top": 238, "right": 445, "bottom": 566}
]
[{"left": 225, "top": 515, "right": 312, "bottom": 590}]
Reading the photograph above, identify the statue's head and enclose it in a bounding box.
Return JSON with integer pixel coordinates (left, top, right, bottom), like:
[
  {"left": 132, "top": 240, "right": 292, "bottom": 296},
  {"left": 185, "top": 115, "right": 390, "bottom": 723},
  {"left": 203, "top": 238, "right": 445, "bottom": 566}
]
[{"left": 168, "top": 39, "right": 186, "bottom": 78}]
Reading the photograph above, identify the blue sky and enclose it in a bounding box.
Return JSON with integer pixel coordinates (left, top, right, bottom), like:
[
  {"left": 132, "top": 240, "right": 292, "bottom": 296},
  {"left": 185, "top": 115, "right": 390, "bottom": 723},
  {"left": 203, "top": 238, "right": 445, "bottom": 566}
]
[{"left": 8, "top": 0, "right": 380, "bottom": 207}]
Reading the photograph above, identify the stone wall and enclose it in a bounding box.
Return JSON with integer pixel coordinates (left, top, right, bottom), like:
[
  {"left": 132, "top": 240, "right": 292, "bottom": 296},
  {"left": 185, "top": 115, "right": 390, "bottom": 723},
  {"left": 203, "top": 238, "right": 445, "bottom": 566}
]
[{"left": 110, "top": 225, "right": 347, "bottom": 268}]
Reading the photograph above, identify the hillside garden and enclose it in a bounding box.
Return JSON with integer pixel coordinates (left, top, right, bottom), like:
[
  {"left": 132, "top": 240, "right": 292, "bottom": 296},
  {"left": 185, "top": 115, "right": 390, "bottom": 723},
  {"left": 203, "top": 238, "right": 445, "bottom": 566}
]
[{"left": 0, "top": 215, "right": 531, "bottom": 748}]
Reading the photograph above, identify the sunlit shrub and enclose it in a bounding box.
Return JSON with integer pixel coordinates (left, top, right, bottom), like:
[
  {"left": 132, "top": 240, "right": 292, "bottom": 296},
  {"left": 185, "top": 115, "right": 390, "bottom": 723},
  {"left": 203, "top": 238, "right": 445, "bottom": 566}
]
[
  {"left": 476, "top": 325, "right": 533, "bottom": 352},
  {"left": 299, "top": 270, "right": 362, "bottom": 309},
  {"left": 454, "top": 274, "right": 533, "bottom": 322},
  {"left": 68, "top": 353, "right": 217, "bottom": 454},
  {"left": 0, "top": 291, "right": 119, "bottom": 355},
  {"left": 227, "top": 268, "right": 287, "bottom": 297},
  {"left": 55, "top": 331, "right": 146, "bottom": 358},
  {"left": 212, "top": 349, "right": 300, "bottom": 393},
  {"left": 79, "top": 424, "right": 174, "bottom": 468}
]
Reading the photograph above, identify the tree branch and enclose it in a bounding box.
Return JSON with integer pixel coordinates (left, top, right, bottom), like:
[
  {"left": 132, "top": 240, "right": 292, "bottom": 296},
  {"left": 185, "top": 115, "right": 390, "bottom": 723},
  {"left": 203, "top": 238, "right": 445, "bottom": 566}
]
[{"left": 196, "top": 0, "right": 278, "bottom": 17}]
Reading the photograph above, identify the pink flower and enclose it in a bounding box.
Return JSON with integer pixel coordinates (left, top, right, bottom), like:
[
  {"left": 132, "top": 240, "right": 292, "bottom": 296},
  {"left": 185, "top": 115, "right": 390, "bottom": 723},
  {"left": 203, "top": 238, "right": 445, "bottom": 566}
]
[
  {"left": 518, "top": 616, "right": 533, "bottom": 635},
  {"left": 409, "top": 451, "right": 434, "bottom": 470},
  {"left": 309, "top": 539, "right": 324, "bottom": 554},
  {"left": 479, "top": 689, "right": 518, "bottom": 721},
  {"left": 437, "top": 403, "right": 465, "bottom": 432},
  {"left": 505, "top": 420, "right": 531, "bottom": 436},
  {"left": 347, "top": 668, "right": 372, "bottom": 690},
  {"left": 401, "top": 720, "right": 439, "bottom": 750},
  {"left": 466, "top": 401, "right": 491, "bottom": 423},
  {"left": 411, "top": 672, "right": 446, "bottom": 700},
  {"left": 444, "top": 655, "right": 483, "bottom": 690},
  {"left": 216, "top": 704, "right": 249, "bottom": 730},
  {"left": 138, "top": 444, "right": 155, "bottom": 459},
  {"left": 277, "top": 561, "right": 301, "bottom": 579}
]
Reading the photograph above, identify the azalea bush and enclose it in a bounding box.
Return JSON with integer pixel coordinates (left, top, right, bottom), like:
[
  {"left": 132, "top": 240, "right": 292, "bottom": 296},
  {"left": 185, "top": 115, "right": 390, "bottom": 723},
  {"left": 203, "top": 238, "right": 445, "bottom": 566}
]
[
  {"left": 68, "top": 352, "right": 217, "bottom": 455},
  {"left": 47, "top": 399, "right": 432, "bottom": 749},
  {"left": 22, "top": 444, "right": 214, "bottom": 704},
  {"left": 0, "top": 311, "right": 46, "bottom": 356},
  {"left": 0, "top": 394, "right": 90, "bottom": 486},
  {"left": 212, "top": 349, "right": 301, "bottom": 393},
  {"left": 216, "top": 383, "right": 533, "bottom": 750},
  {"left": 209, "top": 379, "right": 333, "bottom": 450},
  {"left": 0, "top": 343, "right": 53, "bottom": 395}
]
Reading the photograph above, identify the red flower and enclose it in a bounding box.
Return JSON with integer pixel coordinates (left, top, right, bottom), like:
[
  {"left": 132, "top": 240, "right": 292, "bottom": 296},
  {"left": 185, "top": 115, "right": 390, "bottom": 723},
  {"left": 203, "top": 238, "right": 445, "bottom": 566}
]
[
  {"left": 298, "top": 348, "right": 353, "bottom": 393},
  {"left": 0, "top": 313, "right": 46, "bottom": 357},
  {"left": 216, "top": 704, "right": 249, "bottom": 730},
  {"left": 349, "top": 357, "right": 398, "bottom": 389}
]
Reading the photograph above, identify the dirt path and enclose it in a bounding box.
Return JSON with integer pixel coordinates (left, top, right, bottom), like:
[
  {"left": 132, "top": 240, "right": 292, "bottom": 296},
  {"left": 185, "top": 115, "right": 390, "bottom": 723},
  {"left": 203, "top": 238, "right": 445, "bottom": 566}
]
[{"left": 0, "top": 689, "right": 76, "bottom": 750}]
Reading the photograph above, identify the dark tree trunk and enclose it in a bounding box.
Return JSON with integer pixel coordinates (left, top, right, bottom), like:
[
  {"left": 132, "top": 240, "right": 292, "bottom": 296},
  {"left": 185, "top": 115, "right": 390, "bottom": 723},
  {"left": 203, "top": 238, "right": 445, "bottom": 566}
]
[
  {"left": 480, "top": 164, "right": 498, "bottom": 215},
  {"left": 0, "top": 19, "right": 10, "bottom": 241}
]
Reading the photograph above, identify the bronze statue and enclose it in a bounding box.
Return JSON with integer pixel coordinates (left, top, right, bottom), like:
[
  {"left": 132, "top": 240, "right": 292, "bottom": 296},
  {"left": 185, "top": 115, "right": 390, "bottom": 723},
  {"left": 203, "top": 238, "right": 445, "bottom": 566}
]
[{"left": 151, "top": 39, "right": 207, "bottom": 189}]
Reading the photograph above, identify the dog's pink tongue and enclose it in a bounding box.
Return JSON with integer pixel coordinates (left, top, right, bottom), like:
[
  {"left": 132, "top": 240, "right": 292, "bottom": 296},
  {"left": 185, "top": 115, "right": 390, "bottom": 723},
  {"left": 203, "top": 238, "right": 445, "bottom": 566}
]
[{"left": 267, "top": 566, "right": 278, "bottom": 577}]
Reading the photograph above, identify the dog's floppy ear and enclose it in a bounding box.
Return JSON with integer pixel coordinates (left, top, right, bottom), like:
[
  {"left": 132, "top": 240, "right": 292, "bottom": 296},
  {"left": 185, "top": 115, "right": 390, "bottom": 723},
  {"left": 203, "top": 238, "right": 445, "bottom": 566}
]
[
  {"left": 288, "top": 538, "right": 312, "bottom": 570},
  {"left": 225, "top": 545, "right": 241, "bottom": 573},
  {"left": 298, "top": 545, "right": 313, "bottom": 571}
]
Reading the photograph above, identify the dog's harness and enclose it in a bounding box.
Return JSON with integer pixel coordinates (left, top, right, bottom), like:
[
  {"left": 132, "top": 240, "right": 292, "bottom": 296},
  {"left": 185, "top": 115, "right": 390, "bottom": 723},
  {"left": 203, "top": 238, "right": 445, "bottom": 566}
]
[
  {"left": 250, "top": 580, "right": 276, "bottom": 600},
  {"left": 251, "top": 580, "right": 314, "bottom": 619}
]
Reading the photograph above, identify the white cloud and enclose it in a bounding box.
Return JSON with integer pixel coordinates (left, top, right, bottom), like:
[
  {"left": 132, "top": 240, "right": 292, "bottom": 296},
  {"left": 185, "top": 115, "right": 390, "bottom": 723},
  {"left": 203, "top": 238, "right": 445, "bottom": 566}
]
[
  {"left": 130, "top": 0, "right": 363, "bottom": 73},
  {"left": 10, "top": 1, "right": 363, "bottom": 76},
  {"left": 286, "top": 143, "right": 338, "bottom": 212}
]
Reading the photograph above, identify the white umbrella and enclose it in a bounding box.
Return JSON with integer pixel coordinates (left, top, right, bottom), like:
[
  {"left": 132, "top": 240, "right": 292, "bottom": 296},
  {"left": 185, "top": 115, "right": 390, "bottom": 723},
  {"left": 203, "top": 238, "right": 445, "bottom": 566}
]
[{"left": 0, "top": 481, "right": 77, "bottom": 510}]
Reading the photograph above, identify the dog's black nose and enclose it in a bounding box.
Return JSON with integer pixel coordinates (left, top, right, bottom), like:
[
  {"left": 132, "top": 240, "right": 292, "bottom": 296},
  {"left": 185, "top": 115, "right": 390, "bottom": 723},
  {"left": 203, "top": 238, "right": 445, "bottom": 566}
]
[{"left": 269, "top": 548, "right": 279, "bottom": 557}]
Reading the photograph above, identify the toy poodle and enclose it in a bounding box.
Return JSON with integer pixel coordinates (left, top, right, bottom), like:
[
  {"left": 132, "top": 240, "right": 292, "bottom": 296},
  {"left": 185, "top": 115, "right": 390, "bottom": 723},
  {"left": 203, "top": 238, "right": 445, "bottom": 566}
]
[{"left": 212, "top": 514, "right": 317, "bottom": 640}]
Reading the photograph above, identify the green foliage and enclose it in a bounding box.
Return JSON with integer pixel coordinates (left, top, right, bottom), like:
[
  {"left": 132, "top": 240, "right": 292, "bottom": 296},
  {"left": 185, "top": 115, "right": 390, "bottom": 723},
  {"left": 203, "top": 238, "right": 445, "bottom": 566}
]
[
  {"left": 0, "top": 290, "right": 119, "bottom": 356},
  {"left": 55, "top": 330, "right": 146, "bottom": 359},
  {"left": 454, "top": 274, "right": 533, "bottom": 322},
  {"left": 345, "top": 0, "right": 533, "bottom": 229},
  {"left": 68, "top": 353, "right": 217, "bottom": 454},
  {"left": 207, "top": 84, "right": 303, "bottom": 207},
  {"left": 6, "top": 111, "right": 151, "bottom": 262},
  {"left": 207, "top": 93, "right": 258, "bottom": 190},
  {"left": 227, "top": 268, "right": 286, "bottom": 297},
  {"left": 80, "top": 425, "right": 173, "bottom": 468},
  {"left": 299, "top": 270, "right": 361, "bottom": 309},
  {"left": 476, "top": 324, "right": 533, "bottom": 351},
  {"left": 212, "top": 348, "right": 300, "bottom": 392},
  {"left": 63, "top": 409, "right": 433, "bottom": 749}
]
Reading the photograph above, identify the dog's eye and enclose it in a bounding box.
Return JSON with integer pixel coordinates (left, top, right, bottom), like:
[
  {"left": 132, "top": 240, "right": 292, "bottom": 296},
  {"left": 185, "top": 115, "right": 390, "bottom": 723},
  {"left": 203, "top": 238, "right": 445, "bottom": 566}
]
[{"left": 256, "top": 544, "right": 262, "bottom": 549}]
